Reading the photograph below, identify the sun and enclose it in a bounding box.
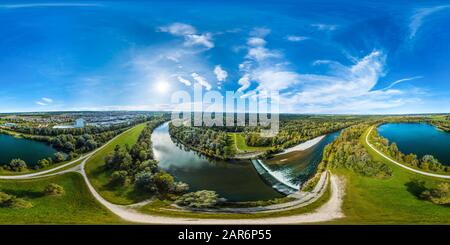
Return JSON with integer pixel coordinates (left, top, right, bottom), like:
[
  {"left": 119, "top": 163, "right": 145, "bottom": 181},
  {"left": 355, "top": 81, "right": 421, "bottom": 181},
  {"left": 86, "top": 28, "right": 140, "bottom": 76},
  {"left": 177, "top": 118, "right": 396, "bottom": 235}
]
[{"left": 155, "top": 80, "right": 170, "bottom": 94}]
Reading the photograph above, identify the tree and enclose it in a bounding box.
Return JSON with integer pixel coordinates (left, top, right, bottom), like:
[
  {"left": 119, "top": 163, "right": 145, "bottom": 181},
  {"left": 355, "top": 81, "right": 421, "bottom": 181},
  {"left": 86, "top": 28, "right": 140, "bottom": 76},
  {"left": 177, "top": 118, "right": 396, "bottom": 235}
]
[
  {"left": 44, "top": 183, "right": 65, "bottom": 196},
  {"left": 37, "top": 159, "right": 50, "bottom": 169},
  {"left": 134, "top": 170, "right": 157, "bottom": 193},
  {"left": 153, "top": 171, "right": 175, "bottom": 193},
  {"left": 7, "top": 159, "right": 27, "bottom": 172},
  {"left": 110, "top": 170, "right": 130, "bottom": 186},
  {"left": 172, "top": 182, "right": 190, "bottom": 194},
  {"left": 53, "top": 152, "right": 66, "bottom": 163},
  {"left": 175, "top": 190, "right": 221, "bottom": 208}
]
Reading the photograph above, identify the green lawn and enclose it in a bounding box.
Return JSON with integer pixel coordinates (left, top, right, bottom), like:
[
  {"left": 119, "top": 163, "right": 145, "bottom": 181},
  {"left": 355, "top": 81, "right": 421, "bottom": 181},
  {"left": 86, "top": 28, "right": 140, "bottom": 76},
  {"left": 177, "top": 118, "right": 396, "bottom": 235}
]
[
  {"left": 85, "top": 123, "right": 149, "bottom": 205},
  {"left": 331, "top": 127, "right": 450, "bottom": 224},
  {"left": 0, "top": 172, "right": 123, "bottom": 224},
  {"left": 229, "top": 133, "right": 271, "bottom": 153}
]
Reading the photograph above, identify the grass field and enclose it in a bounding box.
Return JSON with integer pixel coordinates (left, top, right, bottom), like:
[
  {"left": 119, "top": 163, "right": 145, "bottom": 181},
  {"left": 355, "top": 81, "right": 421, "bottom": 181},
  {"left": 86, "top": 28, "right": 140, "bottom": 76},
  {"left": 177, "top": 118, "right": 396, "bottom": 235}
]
[
  {"left": 331, "top": 127, "right": 450, "bottom": 224},
  {"left": 229, "top": 133, "right": 271, "bottom": 153},
  {"left": 84, "top": 123, "right": 149, "bottom": 205},
  {"left": 0, "top": 172, "right": 123, "bottom": 224}
]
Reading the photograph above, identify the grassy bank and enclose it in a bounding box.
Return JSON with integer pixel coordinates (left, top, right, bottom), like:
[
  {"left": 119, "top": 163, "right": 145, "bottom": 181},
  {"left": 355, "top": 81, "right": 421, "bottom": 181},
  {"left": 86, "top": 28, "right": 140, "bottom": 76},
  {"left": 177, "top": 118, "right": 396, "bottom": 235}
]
[
  {"left": 84, "top": 123, "right": 148, "bottom": 205},
  {"left": 331, "top": 127, "right": 450, "bottom": 224},
  {"left": 229, "top": 133, "right": 271, "bottom": 153},
  {"left": 0, "top": 172, "right": 123, "bottom": 224}
]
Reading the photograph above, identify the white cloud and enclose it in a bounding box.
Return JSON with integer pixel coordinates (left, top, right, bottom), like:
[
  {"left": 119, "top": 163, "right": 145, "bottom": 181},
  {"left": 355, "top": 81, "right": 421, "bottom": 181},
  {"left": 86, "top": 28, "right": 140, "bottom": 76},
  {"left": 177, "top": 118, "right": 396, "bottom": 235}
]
[
  {"left": 159, "top": 23, "right": 214, "bottom": 49},
  {"left": 247, "top": 46, "right": 280, "bottom": 61},
  {"left": 41, "top": 97, "right": 53, "bottom": 103},
  {"left": 253, "top": 70, "right": 300, "bottom": 92},
  {"left": 159, "top": 23, "right": 197, "bottom": 36},
  {"left": 382, "top": 76, "right": 423, "bottom": 90},
  {"left": 286, "top": 35, "right": 308, "bottom": 42},
  {"left": 214, "top": 65, "right": 228, "bottom": 82},
  {"left": 36, "top": 97, "right": 54, "bottom": 106},
  {"left": 184, "top": 33, "right": 214, "bottom": 49},
  {"left": 311, "top": 23, "right": 337, "bottom": 31},
  {"left": 247, "top": 37, "right": 266, "bottom": 46},
  {"left": 177, "top": 76, "right": 192, "bottom": 86},
  {"left": 250, "top": 27, "right": 271, "bottom": 37},
  {"left": 191, "top": 73, "right": 212, "bottom": 90},
  {"left": 237, "top": 74, "right": 251, "bottom": 92},
  {"left": 409, "top": 5, "right": 450, "bottom": 39}
]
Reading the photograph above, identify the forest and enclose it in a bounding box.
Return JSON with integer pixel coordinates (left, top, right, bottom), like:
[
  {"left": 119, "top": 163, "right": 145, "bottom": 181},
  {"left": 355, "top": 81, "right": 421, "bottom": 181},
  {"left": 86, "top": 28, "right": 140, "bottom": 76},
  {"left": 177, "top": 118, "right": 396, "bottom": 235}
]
[
  {"left": 321, "top": 124, "right": 392, "bottom": 178},
  {"left": 169, "top": 123, "right": 235, "bottom": 159}
]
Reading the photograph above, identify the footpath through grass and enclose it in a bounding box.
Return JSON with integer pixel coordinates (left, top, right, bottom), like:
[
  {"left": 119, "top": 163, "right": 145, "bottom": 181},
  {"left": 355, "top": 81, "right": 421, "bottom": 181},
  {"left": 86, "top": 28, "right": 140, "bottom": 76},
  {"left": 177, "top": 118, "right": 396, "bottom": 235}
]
[
  {"left": 331, "top": 127, "right": 450, "bottom": 224},
  {"left": 85, "top": 123, "right": 148, "bottom": 205},
  {"left": 0, "top": 172, "right": 123, "bottom": 224}
]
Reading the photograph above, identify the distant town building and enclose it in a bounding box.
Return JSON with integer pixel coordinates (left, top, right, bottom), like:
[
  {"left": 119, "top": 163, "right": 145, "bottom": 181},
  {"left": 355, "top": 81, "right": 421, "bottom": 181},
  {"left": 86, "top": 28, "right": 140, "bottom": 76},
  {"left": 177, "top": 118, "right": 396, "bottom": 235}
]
[
  {"left": 53, "top": 118, "right": 85, "bottom": 129},
  {"left": 2, "top": 123, "right": 16, "bottom": 127},
  {"left": 74, "top": 118, "right": 85, "bottom": 128}
]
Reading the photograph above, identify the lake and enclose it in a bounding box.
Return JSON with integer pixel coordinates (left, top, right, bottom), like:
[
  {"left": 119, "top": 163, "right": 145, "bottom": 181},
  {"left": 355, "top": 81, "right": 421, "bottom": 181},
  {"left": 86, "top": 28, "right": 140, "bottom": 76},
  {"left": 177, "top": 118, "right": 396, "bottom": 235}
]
[
  {"left": 378, "top": 123, "right": 450, "bottom": 165},
  {"left": 0, "top": 134, "right": 57, "bottom": 166}
]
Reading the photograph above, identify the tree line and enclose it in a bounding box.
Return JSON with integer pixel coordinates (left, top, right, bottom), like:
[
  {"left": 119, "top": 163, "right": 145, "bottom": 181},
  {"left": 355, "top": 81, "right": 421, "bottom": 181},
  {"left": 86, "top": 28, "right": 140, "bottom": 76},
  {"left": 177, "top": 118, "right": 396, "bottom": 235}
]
[
  {"left": 104, "top": 119, "right": 190, "bottom": 196},
  {"left": 169, "top": 123, "right": 235, "bottom": 159},
  {"left": 321, "top": 124, "right": 393, "bottom": 177}
]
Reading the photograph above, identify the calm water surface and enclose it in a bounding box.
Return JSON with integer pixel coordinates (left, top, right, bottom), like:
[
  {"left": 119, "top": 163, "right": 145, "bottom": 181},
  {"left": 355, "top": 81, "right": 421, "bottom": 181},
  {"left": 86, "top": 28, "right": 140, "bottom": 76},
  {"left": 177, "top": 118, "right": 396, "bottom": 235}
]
[
  {"left": 151, "top": 123, "right": 283, "bottom": 201},
  {"left": 0, "top": 134, "right": 57, "bottom": 166},
  {"left": 378, "top": 123, "right": 450, "bottom": 165}
]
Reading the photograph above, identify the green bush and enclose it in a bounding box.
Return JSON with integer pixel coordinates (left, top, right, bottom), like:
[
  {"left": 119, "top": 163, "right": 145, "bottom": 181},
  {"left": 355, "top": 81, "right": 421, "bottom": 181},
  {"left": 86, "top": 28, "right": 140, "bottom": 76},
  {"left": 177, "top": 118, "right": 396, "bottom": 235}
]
[
  {"left": 421, "top": 183, "right": 450, "bottom": 205},
  {"left": 175, "top": 190, "right": 221, "bottom": 208},
  {"left": 7, "top": 159, "right": 28, "bottom": 172},
  {"left": 44, "top": 183, "right": 65, "bottom": 196},
  {"left": 0, "top": 192, "right": 33, "bottom": 208}
]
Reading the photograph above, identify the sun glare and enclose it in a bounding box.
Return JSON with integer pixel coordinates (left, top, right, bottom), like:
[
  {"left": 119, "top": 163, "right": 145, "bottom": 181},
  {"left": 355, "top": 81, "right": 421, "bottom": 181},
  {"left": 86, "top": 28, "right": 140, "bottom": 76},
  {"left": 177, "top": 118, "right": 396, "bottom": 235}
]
[{"left": 155, "top": 80, "right": 170, "bottom": 94}]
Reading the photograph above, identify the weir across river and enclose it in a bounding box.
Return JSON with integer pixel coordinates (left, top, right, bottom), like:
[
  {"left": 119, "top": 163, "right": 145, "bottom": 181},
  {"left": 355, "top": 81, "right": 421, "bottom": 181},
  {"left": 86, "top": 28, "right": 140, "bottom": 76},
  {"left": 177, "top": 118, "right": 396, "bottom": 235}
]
[{"left": 251, "top": 159, "right": 299, "bottom": 195}]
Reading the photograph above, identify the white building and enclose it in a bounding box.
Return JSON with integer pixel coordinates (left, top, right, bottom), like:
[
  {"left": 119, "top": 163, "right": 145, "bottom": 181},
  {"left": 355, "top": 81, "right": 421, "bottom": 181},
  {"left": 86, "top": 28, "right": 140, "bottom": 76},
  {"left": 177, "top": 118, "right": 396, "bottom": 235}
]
[{"left": 74, "top": 118, "right": 85, "bottom": 128}]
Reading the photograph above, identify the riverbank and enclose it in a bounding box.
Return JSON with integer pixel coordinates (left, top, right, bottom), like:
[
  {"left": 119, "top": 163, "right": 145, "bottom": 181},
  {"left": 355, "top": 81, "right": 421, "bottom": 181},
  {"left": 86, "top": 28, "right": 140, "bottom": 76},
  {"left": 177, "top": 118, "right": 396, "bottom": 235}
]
[{"left": 275, "top": 135, "right": 326, "bottom": 156}]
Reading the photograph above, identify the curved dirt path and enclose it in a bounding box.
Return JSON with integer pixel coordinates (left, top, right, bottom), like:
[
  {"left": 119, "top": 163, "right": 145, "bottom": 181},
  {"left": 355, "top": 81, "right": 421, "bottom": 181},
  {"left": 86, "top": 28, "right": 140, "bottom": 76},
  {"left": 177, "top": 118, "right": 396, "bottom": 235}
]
[
  {"left": 80, "top": 156, "right": 345, "bottom": 224},
  {"left": 366, "top": 126, "right": 450, "bottom": 179}
]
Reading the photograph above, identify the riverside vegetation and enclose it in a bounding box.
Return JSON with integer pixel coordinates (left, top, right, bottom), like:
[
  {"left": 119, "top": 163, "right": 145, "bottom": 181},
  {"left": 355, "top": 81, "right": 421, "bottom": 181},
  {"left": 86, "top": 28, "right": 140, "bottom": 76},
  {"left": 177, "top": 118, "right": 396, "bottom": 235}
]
[{"left": 168, "top": 115, "right": 364, "bottom": 159}]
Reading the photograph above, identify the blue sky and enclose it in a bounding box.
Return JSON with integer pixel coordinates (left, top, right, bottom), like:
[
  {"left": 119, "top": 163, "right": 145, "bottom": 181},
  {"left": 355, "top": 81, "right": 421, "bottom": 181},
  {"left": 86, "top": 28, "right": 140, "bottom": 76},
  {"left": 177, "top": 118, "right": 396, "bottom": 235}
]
[{"left": 0, "top": 0, "right": 449, "bottom": 114}]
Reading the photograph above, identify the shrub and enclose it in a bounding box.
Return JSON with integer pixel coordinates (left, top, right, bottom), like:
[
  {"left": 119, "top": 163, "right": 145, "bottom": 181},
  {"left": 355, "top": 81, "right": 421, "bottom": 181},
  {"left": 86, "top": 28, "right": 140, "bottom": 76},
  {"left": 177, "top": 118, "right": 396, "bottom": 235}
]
[
  {"left": 7, "top": 159, "right": 28, "bottom": 172},
  {"left": 44, "top": 183, "right": 65, "bottom": 196},
  {"left": 175, "top": 190, "right": 221, "bottom": 208},
  {"left": 0, "top": 192, "right": 33, "bottom": 208},
  {"left": 421, "top": 183, "right": 450, "bottom": 205},
  {"left": 37, "top": 159, "right": 50, "bottom": 169},
  {"left": 53, "top": 152, "right": 67, "bottom": 163},
  {"left": 171, "top": 182, "right": 190, "bottom": 194}
]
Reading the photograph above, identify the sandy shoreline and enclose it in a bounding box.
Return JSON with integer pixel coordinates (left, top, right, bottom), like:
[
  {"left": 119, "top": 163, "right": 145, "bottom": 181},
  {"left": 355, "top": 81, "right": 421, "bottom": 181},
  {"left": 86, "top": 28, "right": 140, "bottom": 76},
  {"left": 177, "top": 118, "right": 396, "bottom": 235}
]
[{"left": 275, "top": 135, "right": 326, "bottom": 156}]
